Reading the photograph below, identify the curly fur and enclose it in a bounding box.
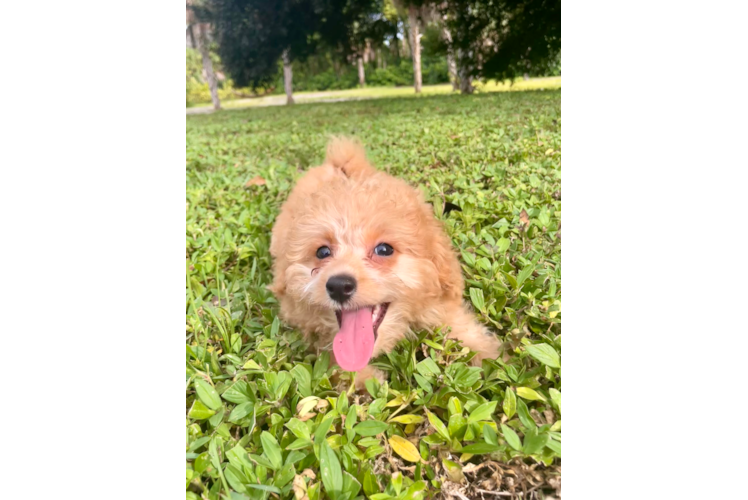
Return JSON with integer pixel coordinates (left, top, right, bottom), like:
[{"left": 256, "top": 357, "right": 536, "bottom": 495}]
[{"left": 269, "top": 138, "right": 502, "bottom": 387}]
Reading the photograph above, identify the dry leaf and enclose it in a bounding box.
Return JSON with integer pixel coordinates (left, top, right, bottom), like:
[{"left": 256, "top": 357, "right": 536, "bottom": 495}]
[
  {"left": 519, "top": 209, "right": 530, "bottom": 227},
  {"left": 300, "top": 469, "right": 316, "bottom": 480},
  {"left": 292, "top": 475, "right": 308, "bottom": 500},
  {"left": 245, "top": 176, "right": 266, "bottom": 187}
]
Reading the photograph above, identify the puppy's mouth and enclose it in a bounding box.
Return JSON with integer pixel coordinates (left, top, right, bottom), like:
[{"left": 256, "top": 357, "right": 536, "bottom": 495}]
[{"left": 333, "top": 303, "right": 389, "bottom": 372}]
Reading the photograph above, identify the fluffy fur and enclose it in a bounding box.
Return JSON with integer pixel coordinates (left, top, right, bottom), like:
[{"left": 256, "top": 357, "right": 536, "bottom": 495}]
[{"left": 269, "top": 138, "right": 502, "bottom": 387}]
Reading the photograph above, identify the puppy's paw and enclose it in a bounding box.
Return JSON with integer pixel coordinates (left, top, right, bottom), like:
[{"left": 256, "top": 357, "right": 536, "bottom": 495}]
[{"left": 354, "top": 366, "right": 386, "bottom": 393}]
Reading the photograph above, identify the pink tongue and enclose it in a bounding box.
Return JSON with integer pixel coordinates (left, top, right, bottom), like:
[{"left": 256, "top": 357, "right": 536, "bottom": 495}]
[{"left": 333, "top": 307, "right": 375, "bottom": 372}]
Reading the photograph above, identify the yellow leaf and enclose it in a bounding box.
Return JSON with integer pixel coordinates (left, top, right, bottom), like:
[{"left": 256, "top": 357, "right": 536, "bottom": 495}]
[
  {"left": 385, "top": 396, "right": 405, "bottom": 407},
  {"left": 388, "top": 435, "right": 422, "bottom": 463},
  {"left": 296, "top": 396, "right": 320, "bottom": 416},
  {"left": 388, "top": 414, "right": 425, "bottom": 424},
  {"left": 516, "top": 387, "right": 547, "bottom": 401}
]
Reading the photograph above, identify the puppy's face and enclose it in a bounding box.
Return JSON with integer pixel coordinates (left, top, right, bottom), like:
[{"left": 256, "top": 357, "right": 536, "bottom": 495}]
[{"left": 271, "top": 168, "right": 461, "bottom": 372}]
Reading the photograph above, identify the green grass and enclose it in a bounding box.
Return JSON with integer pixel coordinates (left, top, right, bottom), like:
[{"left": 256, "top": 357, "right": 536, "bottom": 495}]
[
  {"left": 190, "top": 76, "right": 561, "bottom": 110},
  {"left": 187, "top": 89, "right": 561, "bottom": 500}
]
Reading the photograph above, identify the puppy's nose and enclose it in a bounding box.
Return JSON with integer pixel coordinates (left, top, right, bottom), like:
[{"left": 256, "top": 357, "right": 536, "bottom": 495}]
[{"left": 326, "top": 274, "right": 357, "bottom": 304}]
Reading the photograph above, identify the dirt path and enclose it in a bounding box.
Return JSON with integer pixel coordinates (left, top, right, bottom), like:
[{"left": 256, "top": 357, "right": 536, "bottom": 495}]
[{"left": 186, "top": 92, "right": 360, "bottom": 114}]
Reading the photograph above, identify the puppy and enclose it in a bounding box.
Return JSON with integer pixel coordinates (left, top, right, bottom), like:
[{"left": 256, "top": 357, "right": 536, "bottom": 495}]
[{"left": 269, "top": 138, "right": 502, "bottom": 387}]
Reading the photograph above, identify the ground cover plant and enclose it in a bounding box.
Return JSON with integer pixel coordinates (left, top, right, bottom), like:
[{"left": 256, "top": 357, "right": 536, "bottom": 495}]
[{"left": 187, "top": 89, "right": 561, "bottom": 500}]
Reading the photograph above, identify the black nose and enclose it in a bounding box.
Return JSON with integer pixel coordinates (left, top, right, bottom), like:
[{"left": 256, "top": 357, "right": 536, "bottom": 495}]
[{"left": 326, "top": 274, "right": 357, "bottom": 304}]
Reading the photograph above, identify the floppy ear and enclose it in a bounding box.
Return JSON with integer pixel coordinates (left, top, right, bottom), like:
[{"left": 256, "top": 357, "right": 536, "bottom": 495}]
[
  {"left": 430, "top": 230, "right": 464, "bottom": 301},
  {"left": 420, "top": 199, "right": 464, "bottom": 301},
  {"left": 267, "top": 270, "right": 286, "bottom": 297},
  {"left": 324, "top": 137, "right": 376, "bottom": 178}
]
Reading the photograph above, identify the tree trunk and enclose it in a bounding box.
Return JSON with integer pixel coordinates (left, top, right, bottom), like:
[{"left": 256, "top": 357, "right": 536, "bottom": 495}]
[
  {"left": 408, "top": 5, "right": 422, "bottom": 93},
  {"left": 282, "top": 49, "right": 294, "bottom": 105},
  {"left": 357, "top": 56, "right": 366, "bottom": 87},
  {"left": 442, "top": 26, "right": 458, "bottom": 91},
  {"left": 364, "top": 40, "right": 372, "bottom": 64},
  {"left": 523, "top": 73, "right": 529, "bottom": 80},
  {"left": 457, "top": 47, "right": 473, "bottom": 94},
  {"left": 195, "top": 23, "right": 220, "bottom": 110}
]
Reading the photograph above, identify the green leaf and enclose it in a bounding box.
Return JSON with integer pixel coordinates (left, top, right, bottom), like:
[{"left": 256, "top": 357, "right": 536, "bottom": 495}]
[
  {"left": 342, "top": 471, "right": 362, "bottom": 500},
  {"left": 525, "top": 343, "right": 560, "bottom": 369},
  {"left": 209, "top": 436, "right": 223, "bottom": 469},
  {"left": 423, "top": 339, "right": 443, "bottom": 350},
  {"left": 286, "top": 438, "right": 312, "bottom": 450},
  {"left": 274, "top": 463, "right": 296, "bottom": 488},
  {"left": 503, "top": 271, "right": 518, "bottom": 290},
  {"left": 448, "top": 414, "right": 467, "bottom": 439},
  {"left": 228, "top": 402, "right": 254, "bottom": 423},
  {"left": 469, "top": 288, "right": 486, "bottom": 312},
  {"left": 194, "top": 379, "right": 222, "bottom": 411},
  {"left": 291, "top": 364, "right": 313, "bottom": 397},
  {"left": 246, "top": 484, "right": 282, "bottom": 494},
  {"left": 221, "top": 380, "right": 252, "bottom": 404},
  {"left": 353, "top": 420, "right": 389, "bottom": 437},
  {"left": 549, "top": 388, "right": 561, "bottom": 411},
  {"left": 516, "top": 398, "right": 537, "bottom": 429},
  {"left": 501, "top": 424, "right": 522, "bottom": 451},
  {"left": 546, "top": 438, "right": 561, "bottom": 454},
  {"left": 392, "top": 472, "right": 403, "bottom": 496},
  {"left": 285, "top": 418, "right": 311, "bottom": 441},
  {"left": 194, "top": 452, "right": 210, "bottom": 474},
  {"left": 315, "top": 414, "right": 335, "bottom": 444},
  {"left": 319, "top": 441, "right": 343, "bottom": 500},
  {"left": 413, "top": 374, "right": 432, "bottom": 392},
  {"left": 483, "top": 423, "right": 498, "bottom": 445},
  {"left": 363, "top": 468, "right": 379, "bottom": 497},
  {"left": 188, "top": 400, "right": 215, "bottom": 420},
  {"left": 270, "top": 316, "right": 280, "bottom": 337},
  {"left": 516, "top": 387, "right": 546, "bottom": 402},
  {"left": 517, "top": 264, "right": 534, "bottom": 288},
  {"left": 260, "top": 431, "right": 282, "bottom": 470},
  {"left": 401, "top": 481, "right": 428, "bottom": 500},
  {"left": 503, "top": 388, "right": 516, "bottom": 419},
  {"left": 415, "top": 357, "right": 440, "bottom": 377},
  {"left": 224, "top": 464, "right": 247, "bottom": 493},
  {"left": 313, "top": 351, "right": 330, "bottom": 381},
  {"left": 426, "top": 411, "right": 450, "bottom": 441},
  {"left": 467, "top": 401, "right": 497, "bottom": 423},
  {"left": 523, "top": 428, "right": 550, "bottom": 455},
  {"left": 460, "top": 442, "right": 500, "bottom": 454},
  {"left": 448, "top": 397, "right": 462, "bottom": 417}
]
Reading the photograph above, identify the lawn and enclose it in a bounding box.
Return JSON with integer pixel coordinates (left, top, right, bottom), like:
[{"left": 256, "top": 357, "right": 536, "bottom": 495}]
[
  {"left": 189, "top": 77, "right": 561, "bottom": 111},
  {"left": 187, "top": 89, "right": 562, "bottom": 500}
]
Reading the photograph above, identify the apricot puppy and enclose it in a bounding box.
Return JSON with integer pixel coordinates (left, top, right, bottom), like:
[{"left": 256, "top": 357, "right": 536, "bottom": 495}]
[{"left": 269, "top": 138, "right": 501, "bottom": 385}]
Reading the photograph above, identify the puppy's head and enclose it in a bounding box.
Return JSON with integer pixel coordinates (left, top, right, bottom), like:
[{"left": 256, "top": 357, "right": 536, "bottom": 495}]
[{"left": 270, "top": 138, "right": 463, "bottom": 371}]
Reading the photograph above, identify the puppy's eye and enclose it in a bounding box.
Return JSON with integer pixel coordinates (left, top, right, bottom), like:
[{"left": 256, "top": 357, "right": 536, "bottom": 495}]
[
  {"left": 316, "top": 246, "right": 332, "bottom": 259},
  {"left": 374, "top": 243, "right": 394, "bottom": 256}
]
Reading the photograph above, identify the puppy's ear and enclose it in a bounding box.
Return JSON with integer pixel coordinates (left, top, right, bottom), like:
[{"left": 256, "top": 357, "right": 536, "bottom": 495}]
[
  {"left": 431, "top": 233, "right": 464, "bottom": 301},
  {"left": 421, "top": 202, "right": 464, "bottom": 302},
  {"left": 324, "top": 137, "right": 376, "bottom": 178}
]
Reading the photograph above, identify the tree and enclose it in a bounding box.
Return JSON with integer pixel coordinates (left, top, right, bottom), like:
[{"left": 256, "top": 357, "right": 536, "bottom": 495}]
[
  {"left": 439, "top": 0, "right": 561, "bottom": 91},
  {"left": 209, "top": 0, "right": 384, "bottom": 103},
  {"left": 208, "top": 0, "right": 325, "bottom": 104},
  {"left": 187, "top": 0, "right": 220, "bottom": 109},
  {"left": 393, "top": 0, "right": 428, "bottom": 93}
]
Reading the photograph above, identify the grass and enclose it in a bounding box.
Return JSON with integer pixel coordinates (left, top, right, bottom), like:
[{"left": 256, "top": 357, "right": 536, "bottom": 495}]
[
  {"left": 187, "top": 89, "right": 561, "bottom": 500},
  {"left": 189, "top": 76, "right": 561, "bottom": 110}
]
